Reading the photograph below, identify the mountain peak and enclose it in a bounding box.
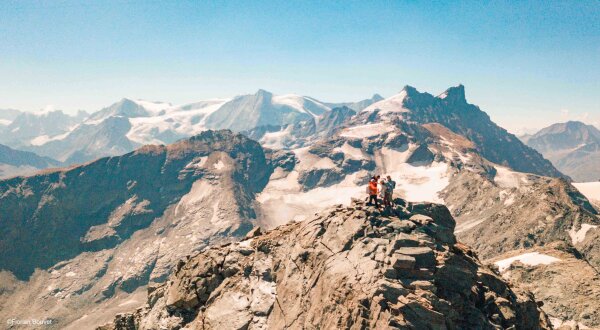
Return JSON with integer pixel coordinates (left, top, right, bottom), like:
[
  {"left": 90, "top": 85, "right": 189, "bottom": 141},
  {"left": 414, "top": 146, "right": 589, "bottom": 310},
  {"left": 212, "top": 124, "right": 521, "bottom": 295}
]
[
  {"left": 535, "top": 120, "right": 600, "bottom": 137},
  {"left": 371, "top": 93, "right": 384, "bottom": 101},
  {"left": 439, "top": 84, "right": 466, "bottom": 103},
  {"left": 255, "top": 89, "right": 273, "bottom": 97},
  {"left": 401, "top": 85, "right": 420, "bottom": 96},
  {"left": 565, "top": 120, "right": 589, "bottom": 129}
]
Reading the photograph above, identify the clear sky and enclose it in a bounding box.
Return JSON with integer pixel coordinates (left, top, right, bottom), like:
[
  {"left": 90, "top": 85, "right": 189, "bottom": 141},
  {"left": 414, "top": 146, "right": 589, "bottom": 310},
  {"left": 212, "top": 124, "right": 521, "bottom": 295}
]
[{"left": 0, "top": 0, "right": 598, "bottom": 132}]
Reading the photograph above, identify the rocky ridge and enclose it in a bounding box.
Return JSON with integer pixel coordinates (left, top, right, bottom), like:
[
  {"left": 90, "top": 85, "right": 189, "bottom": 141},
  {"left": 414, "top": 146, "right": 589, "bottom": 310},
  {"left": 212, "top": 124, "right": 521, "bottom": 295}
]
[
  {"left": 0, "top": 130, "right": 273, "bottom": 329},
  {"left": 100, "top": 199, "right": 550, "bottom": 330}
]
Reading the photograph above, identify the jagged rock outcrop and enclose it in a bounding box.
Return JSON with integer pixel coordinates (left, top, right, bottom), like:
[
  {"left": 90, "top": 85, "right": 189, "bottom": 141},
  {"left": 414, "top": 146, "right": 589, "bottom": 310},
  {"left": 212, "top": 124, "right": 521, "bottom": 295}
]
[{"left": 100, "top": 199, "right": 550, "bottom": 330}]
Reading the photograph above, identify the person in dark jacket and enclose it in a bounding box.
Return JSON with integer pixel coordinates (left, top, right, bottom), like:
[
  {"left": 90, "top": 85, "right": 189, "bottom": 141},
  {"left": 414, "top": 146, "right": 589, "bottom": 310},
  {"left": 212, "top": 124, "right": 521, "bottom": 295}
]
[{"left": 384, "top": 175, "right": 396, "bottom": 206}]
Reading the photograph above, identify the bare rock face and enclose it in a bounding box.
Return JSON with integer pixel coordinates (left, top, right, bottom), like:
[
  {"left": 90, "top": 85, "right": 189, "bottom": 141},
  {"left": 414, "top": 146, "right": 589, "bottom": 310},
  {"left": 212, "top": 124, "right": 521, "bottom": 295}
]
[{"left": 100, "top": 199, "right": 550, "bottom": 330}]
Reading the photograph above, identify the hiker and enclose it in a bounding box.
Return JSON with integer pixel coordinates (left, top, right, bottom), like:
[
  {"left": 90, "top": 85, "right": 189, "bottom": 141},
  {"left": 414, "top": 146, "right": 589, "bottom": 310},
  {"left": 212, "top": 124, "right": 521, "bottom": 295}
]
[
  {"left": 385, "top": 175, "right": 396, "bottom": 206},
  {"left": 379, "top": 178, "right": 388, "bottom": 206},
  {"left": 367, "top": 176, "right": 379, "bottom": 207}
]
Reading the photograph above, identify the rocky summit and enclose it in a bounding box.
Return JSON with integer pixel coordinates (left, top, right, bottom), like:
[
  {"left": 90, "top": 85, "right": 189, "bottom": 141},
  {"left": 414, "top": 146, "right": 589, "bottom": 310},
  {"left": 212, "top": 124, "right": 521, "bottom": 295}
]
[{"left": 99, "top": 199, "right": 550, "bottom": 330}]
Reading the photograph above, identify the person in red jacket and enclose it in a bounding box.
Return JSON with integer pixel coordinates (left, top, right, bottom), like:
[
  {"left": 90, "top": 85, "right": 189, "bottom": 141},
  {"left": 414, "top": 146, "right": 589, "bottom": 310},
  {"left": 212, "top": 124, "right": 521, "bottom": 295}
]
[{"left": 367, "top": 176, "right": 379, "bottom": 207}]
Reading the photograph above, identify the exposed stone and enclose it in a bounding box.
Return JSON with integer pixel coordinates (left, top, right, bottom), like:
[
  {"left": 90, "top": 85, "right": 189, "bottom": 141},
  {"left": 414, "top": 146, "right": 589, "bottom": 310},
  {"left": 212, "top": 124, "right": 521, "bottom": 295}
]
[
  {"left": 391, "top": 253, "right": 416, "bottom": 270},
  {"left": 99, "top": 199, "right": 550, "bottom": 330},
  {"left": 396, "top": 246, "right": 436, "bottom": 269}
]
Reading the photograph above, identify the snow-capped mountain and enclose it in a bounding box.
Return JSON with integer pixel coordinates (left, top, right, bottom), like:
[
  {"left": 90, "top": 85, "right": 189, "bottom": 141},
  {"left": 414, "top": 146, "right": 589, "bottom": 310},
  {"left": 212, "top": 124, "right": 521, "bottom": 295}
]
[
  {"left": 525, "top": 121, "right": 600, "bottom": 181},
  {"left": 0, "top": 143, "right": 62, "bottom": 179},
  {"left": 243, "top": 105, "right": 358, "bottom": 149},
  {"left": 0, "top": 128, "right": 555, "bottom": 329},
  {"left": 19, "top": 91, "right": 348, "bottom": 164},
  {"left": 360, "top": 85, "right": 564, "bottom": 178},
  {"left": 204, "top": 89, "right": 330, "bottom": 131},
  {"left": 0, "top": 109, "right": 88, "bottom": 149}
]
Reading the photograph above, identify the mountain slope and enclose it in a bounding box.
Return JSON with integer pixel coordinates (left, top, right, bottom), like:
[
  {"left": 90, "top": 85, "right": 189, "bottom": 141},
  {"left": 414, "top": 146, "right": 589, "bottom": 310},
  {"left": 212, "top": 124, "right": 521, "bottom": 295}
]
[
  {"left": 0, "top": 143, "right": 62, "bottom": 178},
  {"left": 526, "top": 121, "right": 600, "bottom": 181},
  {"left": 0, "top": 130, "right": 273, "bottom": 328},
  {"left": 99, "top": 199, "right": 550, "bottom": 330}
]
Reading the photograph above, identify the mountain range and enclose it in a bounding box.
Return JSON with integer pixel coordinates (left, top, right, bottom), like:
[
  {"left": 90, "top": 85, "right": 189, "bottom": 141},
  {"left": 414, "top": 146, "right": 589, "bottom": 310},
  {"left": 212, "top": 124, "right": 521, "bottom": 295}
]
[
  {"left": 523, "top": 121, "right": 600, "bottom": 182},
  {"left": 0, "top": 85, "right": 599, "bottom": 329},
  {"left": 0, "top": 92, "right": 383, "bottom": 165}
]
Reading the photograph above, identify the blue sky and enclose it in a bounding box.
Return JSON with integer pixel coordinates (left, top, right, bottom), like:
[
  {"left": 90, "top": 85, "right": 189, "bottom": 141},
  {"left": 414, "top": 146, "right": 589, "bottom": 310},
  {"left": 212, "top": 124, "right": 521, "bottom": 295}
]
[{"left": 0, "top": 0, "right": 598, "bottom": 132}]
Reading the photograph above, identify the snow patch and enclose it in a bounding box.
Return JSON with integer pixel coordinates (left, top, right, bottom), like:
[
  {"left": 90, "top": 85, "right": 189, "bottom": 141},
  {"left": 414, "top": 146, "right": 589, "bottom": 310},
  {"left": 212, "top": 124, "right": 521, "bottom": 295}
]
[
  {"left": 392, "top": 162, "right": 450, "bottom": 203},
  {"left": 333, "top": 142, "right": 366, "bottom": 160},
  {"left": 29, "top": 132, "right": 70, "bottom": 146},
  {"left": 272, "top": 94, "right": 330, "bottom": 117},
  {"left": 494, "top": 252, "right": 561, "bottom": 272},
  {"left": 569, "top": 223, "right": 598, "bottom": 244},
  {"left": 293, "top": 147, "right": 336, "bottom": 170},
  {"left": 213, "top": 160, "right": 225, "bottom": 170},
  {"left": 260, "top": 128, "right": 292, "bottom": 150},
  {"left": 132, "top": 99, "right": 173, "bottom": 114},
  {"left": 494, "top": 166, "right": 528, "bottom": 189},
  {"left": 339, "top": 123, "right": 395, "bottom": 139},
  {"left": 573, "top": 182, "right": 600, "bottom": 203},
  {"left": 257, "top": 171, "right": 364, "bottom": 228}
]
